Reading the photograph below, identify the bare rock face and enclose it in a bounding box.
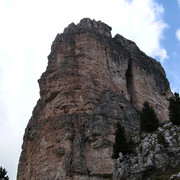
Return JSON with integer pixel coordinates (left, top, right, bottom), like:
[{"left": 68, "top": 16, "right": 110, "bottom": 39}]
[{"left": 17, "top": 18, "right": 171, "bottom": 180}]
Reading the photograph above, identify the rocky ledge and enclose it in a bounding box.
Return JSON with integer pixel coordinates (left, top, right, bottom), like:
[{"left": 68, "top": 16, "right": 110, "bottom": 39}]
[{"left": 114, "top": 122, "right": 180, "bottom": 180}]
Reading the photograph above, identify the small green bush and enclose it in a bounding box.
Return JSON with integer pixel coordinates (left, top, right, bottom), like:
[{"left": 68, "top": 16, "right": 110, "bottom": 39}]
[
  {"left": 140, "top": 101, "right": 159, "bottom": 132},
  {"left": 169, "top": 92, "right": 180, "bottom": 125}
]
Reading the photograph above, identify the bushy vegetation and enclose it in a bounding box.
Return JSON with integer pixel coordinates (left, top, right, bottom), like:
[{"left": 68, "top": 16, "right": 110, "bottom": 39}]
[
  {"left": 112, "top": 122, "right": 134, "bottom": 159},
  {"left": 0, "top": 166, "right": 9, "bottom": 180},
  {"left": 169, "top": 92, "right": 180, "bottom": 125},
  {"left": 157, "top": 133, "right": 169, "bottom": 148},
  {"left": 148, "top": 165, "right": 180, "bottom": 180},
  {"left": 140, "top": 101, "right": 159, "bottom": 132}
]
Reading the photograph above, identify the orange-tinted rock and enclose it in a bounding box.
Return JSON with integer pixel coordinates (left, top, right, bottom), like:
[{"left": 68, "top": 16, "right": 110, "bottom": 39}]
[{"left": 17, "top": 18, "right": 171, "bottom": 180}]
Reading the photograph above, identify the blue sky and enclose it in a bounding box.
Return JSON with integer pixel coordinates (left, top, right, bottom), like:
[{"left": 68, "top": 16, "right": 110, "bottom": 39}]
[
  {"left": 0, "top": 0, "right": 180, "bottom": 179},
  {"left": 156, "top": 0, "right": 180, "bottom": 92}
]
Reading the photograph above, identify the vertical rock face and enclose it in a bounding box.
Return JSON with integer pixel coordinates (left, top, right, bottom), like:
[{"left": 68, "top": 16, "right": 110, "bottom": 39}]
[{"left": 17, "top": 18, "right": 171, "bottom": 180}]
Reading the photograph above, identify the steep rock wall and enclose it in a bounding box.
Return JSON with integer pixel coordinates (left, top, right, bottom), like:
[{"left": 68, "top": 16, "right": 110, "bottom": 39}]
[{"left": 17, "top": 18, "right": 171, "bottom": 180}]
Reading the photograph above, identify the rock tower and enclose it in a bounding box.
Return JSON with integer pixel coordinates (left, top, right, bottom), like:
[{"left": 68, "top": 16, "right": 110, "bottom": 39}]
[{"left": 17, "top": 18, "right": 172, "bottom": 180}]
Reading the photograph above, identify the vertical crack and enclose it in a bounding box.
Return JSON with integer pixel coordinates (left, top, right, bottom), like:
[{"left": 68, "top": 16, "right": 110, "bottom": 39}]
[
  {"left": 126, "top": 55, "right": 134, "bottom": 104},
  {"left": 105, "top": 46, "right": 110, "bottom": 71}
]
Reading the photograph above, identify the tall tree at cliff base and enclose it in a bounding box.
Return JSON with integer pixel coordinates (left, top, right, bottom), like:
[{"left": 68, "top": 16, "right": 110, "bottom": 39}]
[
  {"left": 140, "top": 101, "right": 159, "bottom": 132},
  {"left": 112, "top": 122, "right": 129, "bottom": 159}
]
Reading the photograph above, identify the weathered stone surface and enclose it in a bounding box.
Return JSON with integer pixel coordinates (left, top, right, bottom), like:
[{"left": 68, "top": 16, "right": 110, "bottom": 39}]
[
  {"left": 114, "top": 122, "right": 180, "bottom": 180},
  {"left": 114, "top": 34, "right": 172, "bottom": 121},
  {"left": 170, "top": 173, "right": 180, "bottom": 180},
  {"left": 17, "top": 18, "right": 171, "bottom": 179}
]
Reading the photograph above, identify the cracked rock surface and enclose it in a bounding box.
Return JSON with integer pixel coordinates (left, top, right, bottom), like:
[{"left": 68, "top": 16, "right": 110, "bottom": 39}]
[
  {"left": 114, "top": 122, "right": 180, "bottom": 180},
  {"left": 17, "top": 18, "right": 171, "bottom": 180}
]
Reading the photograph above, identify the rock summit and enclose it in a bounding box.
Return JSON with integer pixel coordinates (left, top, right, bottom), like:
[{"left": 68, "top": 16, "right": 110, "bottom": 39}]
[{"left": 17, "top": 18, "right": 172, "bottom": 180}]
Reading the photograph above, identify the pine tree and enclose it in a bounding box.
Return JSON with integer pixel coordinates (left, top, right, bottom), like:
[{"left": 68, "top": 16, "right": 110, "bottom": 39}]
[
  {"left": 0, "top": 166, "right": 9, "bottom": 180},
  {"left": 140, "top": 101, "right": 159, "bottom": 132},
  {"left": 169, "top": 92, "right": 180, "bottom": 125},
  {"left": 112, "top": 122, "right": 128, "bottom": 159}
]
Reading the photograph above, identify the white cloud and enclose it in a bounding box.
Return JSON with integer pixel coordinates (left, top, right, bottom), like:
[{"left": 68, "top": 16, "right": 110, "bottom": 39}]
[
  {"left": 177, "top": 0, "right": 180, "bottom": 8},
  {"left": 0, "top": 0, "right": 168, "bottom": 178},
  {"left": 157, "top": 48, "right": 168, "bottom": 62},
  {"left": 176, "top": 29, "right": 180, "bottom": 41},
  {"left": 165, "top": 69, "right": 180, "bottom": 93},
  {"left": 107, "top": 0, "right": 168, "bottom": 63}
]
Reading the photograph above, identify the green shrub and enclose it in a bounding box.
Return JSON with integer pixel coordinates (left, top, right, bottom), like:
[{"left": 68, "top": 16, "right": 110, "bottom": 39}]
[
  {"left": 140, "top": 101, "right": 159, "bottom": 132},
  {"left": 169, "top": 92, "right": 180, "bottom": 125}
]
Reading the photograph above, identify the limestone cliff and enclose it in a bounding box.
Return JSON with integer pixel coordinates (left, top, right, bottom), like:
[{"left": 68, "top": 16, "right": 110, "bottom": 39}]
[{"left": 17, "top": 18, "right": 171, "bottom": 180}]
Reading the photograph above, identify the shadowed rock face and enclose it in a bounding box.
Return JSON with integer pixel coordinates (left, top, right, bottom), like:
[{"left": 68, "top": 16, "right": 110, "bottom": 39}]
[{"left": 17, "top": 18, "right": 171, "bottom": 180}]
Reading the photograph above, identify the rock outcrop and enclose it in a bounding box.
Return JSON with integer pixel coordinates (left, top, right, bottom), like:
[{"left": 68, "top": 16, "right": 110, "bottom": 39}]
[
  {"left": 17, "top": 18, "right": 171, "bottom": 180},
  {"left": 114, "top": 122, "right": 180, "bottom": 180},
  {"left": 170, "top": 173, "right": 180, "bottom": 180}
]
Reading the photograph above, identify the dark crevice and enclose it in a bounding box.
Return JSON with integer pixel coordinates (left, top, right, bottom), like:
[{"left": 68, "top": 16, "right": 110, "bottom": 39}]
[
  {"left": 126, "top": 55, "right": 134, "bottom": 104},
  {"left": 84, "top": 140, "right": 91, "bottom": 177},
  {"left": 87, "top": 169, "right": 90, "bottom": 177},
  {"left": 105, "top": 46, "right": 110, "bottom": 71},
  {"left": 45, "top": 91, "right": 59, "bottom": 103}
]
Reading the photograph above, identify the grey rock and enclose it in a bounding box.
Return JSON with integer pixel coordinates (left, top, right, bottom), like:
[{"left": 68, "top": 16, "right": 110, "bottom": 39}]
[
  {"left": 170, "top": 173, "right": 180, "bottom": 180},
  {"left": 118, "top": 152, "right": 124, "bottom": 162},
  {"left": 165, "top": 130, "right": 170, "bottom": 137},
  {"left": 114, "top": 122, "right": 180, "bottom": 179}
]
